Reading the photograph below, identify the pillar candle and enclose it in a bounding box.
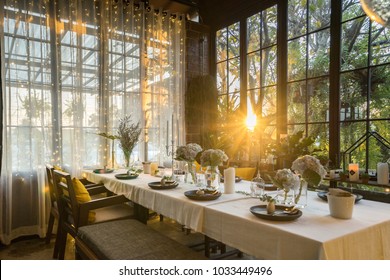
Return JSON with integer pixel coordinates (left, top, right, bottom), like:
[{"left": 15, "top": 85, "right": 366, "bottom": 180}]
[
  {"left": 224, "top": 167, "right": 235, "bottom": 194},
  {"left": 348, "top": 163, "right": 359, "bottom": 181},
  {"left": 377, "top": 163, "right": 389, "bottom": 185}
]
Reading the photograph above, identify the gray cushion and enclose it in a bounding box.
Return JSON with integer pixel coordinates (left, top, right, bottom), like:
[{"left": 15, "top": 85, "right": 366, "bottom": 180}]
[{"left": 77, "top": 219, "right": 206, "bottom": 260}]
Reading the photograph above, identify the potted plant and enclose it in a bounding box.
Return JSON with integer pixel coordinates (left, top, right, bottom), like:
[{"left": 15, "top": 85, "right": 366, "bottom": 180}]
[
  {"left": 339, "top": 170, "right": 348, "bottom": 181},
  {"left": 360, "top": 172, "right": 370, "bottom": 184}
]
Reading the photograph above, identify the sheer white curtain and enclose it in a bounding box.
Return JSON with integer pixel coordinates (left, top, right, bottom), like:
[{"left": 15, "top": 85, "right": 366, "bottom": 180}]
[{"left": 0, "top": 0, "right": 185, "bottom": 245}]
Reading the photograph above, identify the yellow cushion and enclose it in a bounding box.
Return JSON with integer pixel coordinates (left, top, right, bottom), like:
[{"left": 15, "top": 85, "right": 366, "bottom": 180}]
[
  {"left": 53, "top": 165, "right": 64, "bottom": 171},
  {"left": 72, "top": 178, "right": 96, "bottom": 223},
  {"left": 234, "top": 167, "right": 256, "bottom": 181}
]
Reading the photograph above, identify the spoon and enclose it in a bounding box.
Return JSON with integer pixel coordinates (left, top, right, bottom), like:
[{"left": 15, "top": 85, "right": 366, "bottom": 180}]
[{"left": 283, "top": 207, "right": 299, "bottom": 215}]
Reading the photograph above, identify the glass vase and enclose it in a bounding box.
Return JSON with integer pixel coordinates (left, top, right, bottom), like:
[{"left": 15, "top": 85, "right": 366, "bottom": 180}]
[
  {"left": 276, "top": 187, "right": 295, "bottom": 206},
  {"left": 205, "top": 166, "right": 220, "bottom": 190},
  {"left": 184, "top": 161, "right": 197, "bottom": 184},
  {"left": 294, "top": 180, "right": 308, "bottom": 208}
]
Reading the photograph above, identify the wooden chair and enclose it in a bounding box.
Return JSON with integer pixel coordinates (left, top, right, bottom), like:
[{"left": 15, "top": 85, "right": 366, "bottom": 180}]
[
  {"left": 52, "top": 169, "right": 134, "bottom": 259},
  {"left": 45, "top": 164, "right": 106, "bottom": 257}
]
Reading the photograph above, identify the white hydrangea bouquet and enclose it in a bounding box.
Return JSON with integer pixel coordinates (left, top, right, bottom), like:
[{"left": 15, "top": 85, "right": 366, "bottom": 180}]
[
  {"left": 175, "top": 143, "right": 203, "bottom": 183},
  {"left": 175, "top": 143, "right": 202, "bottom": 162},
  {"left": 272, "top": 168, "right": 300, "bottom": 205},
  {"left": 291, "top": 155, "right": 327, "bottom": 205},
  {"left": 291, "top": 155, "right": 327, "bottom": 186},
  {"left": 200, "top": 149, "right": 228, "bottom": 167}
]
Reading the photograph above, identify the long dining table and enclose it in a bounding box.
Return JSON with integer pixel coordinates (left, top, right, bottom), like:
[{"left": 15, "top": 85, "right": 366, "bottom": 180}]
[{"left": 83, "top": 169, "right": 390, "bottom": 260}]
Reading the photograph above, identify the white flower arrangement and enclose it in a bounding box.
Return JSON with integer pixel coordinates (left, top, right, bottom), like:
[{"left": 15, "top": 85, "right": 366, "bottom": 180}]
[
  {"left": 175, "top": 143, "right": 203, "bottom": 162},
  {"left": 200, "top": 149, "right": 228, "bottom": 166},
  {"left": 273, "top": 168, "right": 301, "bottom": 192},
  {"left": 291, "top": 155, "right": 327, "bottom": 186}
]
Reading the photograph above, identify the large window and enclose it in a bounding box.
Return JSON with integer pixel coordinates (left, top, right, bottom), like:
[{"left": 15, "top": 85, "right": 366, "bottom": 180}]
[
  {"left": 287, "top": 0, "right": 331, "bottom": 157},
  {"left": 214, "top": 0, "right": 390, "bottom": 172},
  {"left": 340, "top": 0, "right": 390, "bottom": 169}
]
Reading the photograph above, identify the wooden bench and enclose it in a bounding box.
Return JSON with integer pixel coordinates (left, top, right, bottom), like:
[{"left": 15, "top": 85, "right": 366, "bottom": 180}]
[{"left": 75, "top": 219, "right": 207, "bottom": 260}]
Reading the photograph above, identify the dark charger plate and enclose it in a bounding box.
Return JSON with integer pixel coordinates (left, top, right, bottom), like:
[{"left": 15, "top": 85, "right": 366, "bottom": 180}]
[
  {"left": 184, "top": 190, "right": 222, "bottom": 201},
  {"left": 93, "top": 168, "right": 114, "bottom": 174},
  {"left": 148, "top": 181, "right": 179, "bottom": 190},
  {"left": 317, "top": 191, "right": 363, "bottom": 203},
  {"left": 250, "top": 205, "right": 302, "bottom": 221},
  {"left": 115, "top": 173, "right": 139, "bottom": 180}
]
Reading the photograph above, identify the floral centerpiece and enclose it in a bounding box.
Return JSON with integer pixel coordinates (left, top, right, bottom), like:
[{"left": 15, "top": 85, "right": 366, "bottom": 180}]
[
  {"left": 98, "top": 115, "right": 142, "bottom": 168},
  {"left": 117, "top": 115, "right": 142, "bottom": 168},
  {"left": 199, "top": 149, "right": 228, "bottom": 167},
  {"left": 272, "top": 168, "right": 300, "bottom": 205},
  {"left": 175, "top": 143, "right": 203, "bottom": 183},
  {"left": 291, "top": 155, "right": 327, "bottom": 205},
  {"left": 200, "top": 149, "right": 228, "bottom": 189}
]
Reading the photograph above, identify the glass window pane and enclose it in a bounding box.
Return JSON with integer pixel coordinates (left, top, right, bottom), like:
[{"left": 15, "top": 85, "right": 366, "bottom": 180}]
[
  {"left": 247, "top": 13, "right": 261, "bottom": 53},
  {"left": 288, "top": 0, "right": 307, "bottom": 39},
  {"left": 262, "top": 86, "right": 277, "bottom": 121},
  {"left": 309, "top": 0, "right": 331, "bottom": 32},
  {"left": 370, "top": 22, "right": 390, "bottom": 66},
  {"left": 308, "top": 29, "right": 330, "bottom": 78},
  {"left": 340, "top": 70, "right": 367, "bottom": 121},
  {"left": 262, "top": 6, "right": 277, "bottom": 47},
  {"left": 263, "top": 46, "right": 277, "bottom": 86},
  {"left": 340, "top": 122, "right": 367, "bottom": 167},
  {"left": 370, "top": 66, "right": 390, "bottom": 119},
  {"left": 228, "top": 92, "right": 240, "bottom": 111},
  {"left": 228, "top": 58, "right": 240, "bottom": 93},
  {"left": 218, "top": 94, "right": 228, "bottom": 117},
  {"left": 247, "top": 52, "right": 261, "bottom": 90},
  {"left": 307, "top": 78, "right": 329, "bottom": 122},
  {"left": 228, "top": 22, "right": 240, "bottom": 59},
  {"left": 288, "top": 124, "right": 306, "bottom": 135},
  {"left": 287, "top": 81, "right": 306, "bottom": 124},
  {"left": 216, "top": 28, "right": 227, "bottom": 62},
  {"left": 216, "top": 61, "right": 227, "bottom": 94},
  {"left": 288, "top": 37, "right": 307, "bottom": 81},
  {"left": 369, "top": 121, "right": 390, "bottom": 165},
  {"left": 342, "top": 0, "right": 365, "bottom": 22},
  {"left": 308, "top": 123, "right": 329, "bottom": 155},
  {"left": 341, "top": 17, "right": 369, "bottom": 71}
]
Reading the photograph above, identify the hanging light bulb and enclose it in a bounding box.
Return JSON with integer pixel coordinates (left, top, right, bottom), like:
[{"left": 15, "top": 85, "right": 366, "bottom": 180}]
[{"left": 360, "top": 0, "right": 390, "bottom": 27}]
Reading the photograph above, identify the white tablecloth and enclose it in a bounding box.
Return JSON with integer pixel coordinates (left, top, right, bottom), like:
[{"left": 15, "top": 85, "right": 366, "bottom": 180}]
[
  {"left": 83, "top": 169, "right": 251, "bottom": 232},
  {"left": 203, "top": 191, "right": 390, "bottom": 260},
  {"left": 83, "top": 169, "right": 390, "bottom": 259}
]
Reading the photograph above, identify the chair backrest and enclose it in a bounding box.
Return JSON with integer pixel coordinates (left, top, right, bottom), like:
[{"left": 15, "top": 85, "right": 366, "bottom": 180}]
[
  {"left": 234, "top": 167, "right": 256, "bottom": 181},
  {"left": 46, "top": 164, "right": 57, "bottom": 209},
  {"left": 52, "top": 169, "right": 79, "bottom": 236}
]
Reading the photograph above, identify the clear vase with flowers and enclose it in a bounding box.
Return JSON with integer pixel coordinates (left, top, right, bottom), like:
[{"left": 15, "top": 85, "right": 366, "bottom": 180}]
[
  {"left": 200, "top": 149, "right": 228, "bottom": 190},
  {"left": 175, "top": 143, "right": 203, "bottom": 184},
  {"left": 272, "top": 168, "right": 301, "bottom": 206},
  {"left": 291, "top": 155, "right": 327, "bottom": 208}
]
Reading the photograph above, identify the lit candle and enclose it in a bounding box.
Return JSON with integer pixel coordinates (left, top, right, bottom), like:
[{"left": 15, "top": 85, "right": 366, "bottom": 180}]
[
  {"left": 377, "top": 163, "right": 389, "bottom": 185},
  {"left": 348, "top": 163, "right": 359, "bottom": 181}
]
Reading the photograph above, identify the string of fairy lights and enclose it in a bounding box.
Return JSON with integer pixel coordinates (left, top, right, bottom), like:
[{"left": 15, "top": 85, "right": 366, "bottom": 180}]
[{"left": 3, "top": 0, "right": 185, "bottom": 170}]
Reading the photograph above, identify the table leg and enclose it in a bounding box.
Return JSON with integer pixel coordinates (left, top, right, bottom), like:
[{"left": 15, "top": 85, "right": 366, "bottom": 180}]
[{"left": 133, "top": 203, "right": 149, "bottom": 224}]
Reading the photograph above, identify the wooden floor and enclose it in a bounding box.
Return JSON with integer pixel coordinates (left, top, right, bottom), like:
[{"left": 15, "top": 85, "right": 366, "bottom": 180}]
[{"left": 0, "top": 215, "right": 256, "bottom": 260}]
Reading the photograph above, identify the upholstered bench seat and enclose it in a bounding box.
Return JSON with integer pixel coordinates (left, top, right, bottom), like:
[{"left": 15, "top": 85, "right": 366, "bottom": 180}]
[{"left": 76, "top": 219, "right": 206, "bottom": 260}]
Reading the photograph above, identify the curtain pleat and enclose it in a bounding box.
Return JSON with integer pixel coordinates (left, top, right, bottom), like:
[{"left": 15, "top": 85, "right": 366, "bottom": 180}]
[{"left": 0, "top": 0, "right": 185, "bottom": 245}]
